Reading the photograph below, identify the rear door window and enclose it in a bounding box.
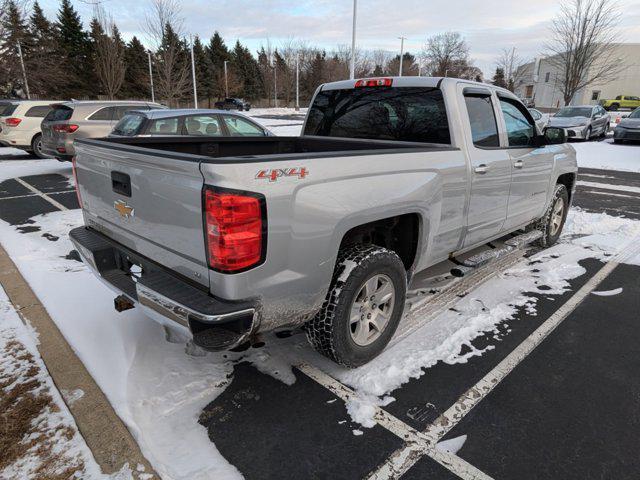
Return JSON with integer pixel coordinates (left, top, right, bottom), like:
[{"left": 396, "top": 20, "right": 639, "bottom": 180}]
[
  {"left": 88, "top": 107, "right": 116, "bottom": 121},
  {"left": 304, "top": 86, "right": 451, "bottom": 144},
  {"left": 222, "top": 116, "right": 265, "bottom": 136},
  {"left": 0, "top": 102, "right": 19, "bottom": 116},
  {"left": 25, "top": 105, "right": 52, "bottom": 118},
  {"left": 44, "top": 106, "right": 73, "bottom": 121},
  {"left": 148, "top": 117, "right": 180, "bottom": 135},
  {"left": 184, "top": 115, "right": 224, "bottom": 136},
  {"left": 498, "top": 97, "right": 536, "bottom": 147},
  {"left": 463, "top": 93, "right": 500, "bottom": 147}
]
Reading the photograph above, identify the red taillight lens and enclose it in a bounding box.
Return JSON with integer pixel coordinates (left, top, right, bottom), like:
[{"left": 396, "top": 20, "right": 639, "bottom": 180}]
[
  {"left": 204, "top": 188, "right": 265, "bottom": 272},
  {"left": 52, "top": 124, "right": 79, "bottom": 133},
  {"left": 72, "top": 157, "right": 82, "bottom": 207},
  {"left": 355, "top": 78, "right": 393, "bottom": 88},
  {"left": 5, "top": 117, "right": 21, "bottom": 126}
]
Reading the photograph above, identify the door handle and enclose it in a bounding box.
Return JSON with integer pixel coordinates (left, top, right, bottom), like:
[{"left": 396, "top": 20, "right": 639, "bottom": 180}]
[
  {"left": 514, "top": 160, "right": 524, "bottom": 169},
  {"left": 474, "top": 164, "right": 489, "bottom": 174}
]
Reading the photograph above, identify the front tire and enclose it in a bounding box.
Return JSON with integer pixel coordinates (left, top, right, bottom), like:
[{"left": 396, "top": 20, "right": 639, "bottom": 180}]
[
  {"left": 534, "top": 184, "right": 569, "bottom": 248},
  {"left": 306, "top": 244, "right": 407, "bottom": 367}
]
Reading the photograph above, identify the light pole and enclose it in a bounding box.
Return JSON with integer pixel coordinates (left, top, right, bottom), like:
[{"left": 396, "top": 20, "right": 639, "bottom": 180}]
[
  {"left": 398, "top": 36, "right": 406, "bottom": 77},
  {"left": 349, "top": 0, "right": 357, "bottom": 79},
  {"left": 295, "top": 54, "right": 300, "bottom": 111},
  {"left": 147, "top": 51, "right": 155, "bottom": 103},
  {"left": 190, "top": 36, "right": 198, "bottom": 108},
  {"left": 16, "top": 41, "right": 30, "bottom": 99},
  {"left": 274, "top": 64, "right": 278, "bottom": 108},
  {"left": 224, "top": 60, "right": 229, "bottom": 98}
]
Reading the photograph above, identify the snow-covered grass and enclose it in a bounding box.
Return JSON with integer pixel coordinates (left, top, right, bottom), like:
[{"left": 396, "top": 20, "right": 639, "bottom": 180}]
[
  {"left": 0, "top": 118, "right": 639, "bottom": 478},
  {"left": 572, "top": 139, "right": 640, "bottom": 173},
  {"left": 0, "top": 285, "right": 137, "bottom": 479}
]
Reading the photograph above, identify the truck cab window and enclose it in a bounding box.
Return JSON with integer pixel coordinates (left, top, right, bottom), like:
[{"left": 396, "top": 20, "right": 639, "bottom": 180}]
[
  {"left": 499, "top": 98, "right": 535, "bottom": 147},
  {"left": 463, "top": 94, "right": 499, "bottom": 147}
]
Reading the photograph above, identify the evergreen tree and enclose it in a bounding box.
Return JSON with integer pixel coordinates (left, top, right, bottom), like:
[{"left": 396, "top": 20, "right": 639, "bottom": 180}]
[
  {"left": 28, "top": 1, "right": 64, "bottom": 97},
  {"left": 0, "top": 1, "right": 32, "bottom": 97},
  {"left": 492, "top": 67, "right": 507, "bottom": 88},
  {"left": 56, "top": 0, "right": 91, "bottom": 97},
  {"left": 154, "top": 22, "right": 190, "bottom": 106},
  {"left": 192, "top": 35, "right": 214, "bottom": 106},
  {"left": 232, "top": 40, "right": 263, "bottom": 100},
  {"left": 206, "top": 32, "right": 231, "bottom": 99},
  {"left": 87, "top": 17, "right": 105, "bottom": 96},
  {"left": 123, "top": 36, "right": 149, "bottom": 100}
]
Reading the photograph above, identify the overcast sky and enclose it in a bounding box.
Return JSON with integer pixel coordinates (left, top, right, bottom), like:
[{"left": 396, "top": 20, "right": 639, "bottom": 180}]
[{"left": 39, "top": 0, "right": 640, "bottom": 77}]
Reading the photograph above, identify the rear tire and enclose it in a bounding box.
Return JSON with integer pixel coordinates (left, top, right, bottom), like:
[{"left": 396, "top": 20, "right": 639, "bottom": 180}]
[
  {"left": 305, "top": 244, "right": 407, "bottom": 367},
  {"left": 31, "top": 134, "right": 50, "bottom": 159},
  {"left": 534, "top": 184, "right": 569, "bottom": 248}
]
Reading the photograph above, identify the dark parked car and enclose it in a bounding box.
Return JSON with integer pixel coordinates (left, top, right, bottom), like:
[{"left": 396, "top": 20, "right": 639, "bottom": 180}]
[
  {"left": 213, "top": 98, "right": 251, "bottom": 111},
  {"left": 110, "top": 109, "right": 272, "bottom": 138},
  {"left": 613, "top": 107, "right": 640, "bottom": 144}
]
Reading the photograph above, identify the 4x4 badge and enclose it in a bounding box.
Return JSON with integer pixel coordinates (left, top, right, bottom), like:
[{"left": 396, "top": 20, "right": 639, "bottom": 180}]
[
  {"left": 256, "top": 167, "right": 308, "bottom": 182},
  {"left": 114, "top": 200, "right": 134, "bottom": 218}
]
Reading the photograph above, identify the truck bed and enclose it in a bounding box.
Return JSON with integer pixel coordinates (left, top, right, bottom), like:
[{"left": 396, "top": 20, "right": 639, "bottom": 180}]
[{"left": 77, "top": 135, "right": 456, "bottom": 163}]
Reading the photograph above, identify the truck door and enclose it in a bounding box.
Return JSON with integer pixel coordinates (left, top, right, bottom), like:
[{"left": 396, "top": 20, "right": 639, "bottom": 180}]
[
  {"left": 496, "top": 94, "right": 553, "bottom": 230},
  {"left": 459, "top": 86, "right": 512, "bottom": 248}
]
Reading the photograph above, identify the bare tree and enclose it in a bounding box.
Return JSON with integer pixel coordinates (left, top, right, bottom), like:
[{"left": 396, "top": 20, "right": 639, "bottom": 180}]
[
  {"left": 544, "top": 0, "right": 625, "bottom": 105},
  {"left": 496, "top": 47, "right": 527, "bottom": 92},
  {"left": 421, "top": 32, "right": 478, "bottom": 79},
  {"left": 93, "top": 6, "right": 125, "bottom": 99},
  {"left": 143, "top": 0, "right": 189, "bottom": 106}
]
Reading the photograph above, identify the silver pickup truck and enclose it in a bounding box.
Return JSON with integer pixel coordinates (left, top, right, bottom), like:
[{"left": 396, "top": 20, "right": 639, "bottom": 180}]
[{"left": 70, "top": 77, "right": 577, "bottom": 367}]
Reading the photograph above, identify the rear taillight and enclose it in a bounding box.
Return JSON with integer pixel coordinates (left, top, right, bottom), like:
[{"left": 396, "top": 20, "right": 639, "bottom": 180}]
[
  {"left": 204, "top": 187, "right": 265, "bottom": 272},
  {"left": 355, "top": 78, "right": 393, "bottom": 88},
  {"left": 5, "top": 117, "right": 21, "bottom": 126},
  {"left": 72, "top": 156, "right": 82, "bottom": 207},
  {"left": 52, "top": 124, "right": 79, "bottom": 133}
]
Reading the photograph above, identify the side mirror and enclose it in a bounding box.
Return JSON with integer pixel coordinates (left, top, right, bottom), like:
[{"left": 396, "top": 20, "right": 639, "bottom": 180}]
[{"left": 544, "top": 127, "right": 567, "bottom": 145}]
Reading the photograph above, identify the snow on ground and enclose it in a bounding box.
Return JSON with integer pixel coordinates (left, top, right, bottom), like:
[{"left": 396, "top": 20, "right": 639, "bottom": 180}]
[
  {"left": 572, "top": 139, "right": 640, "bottom": 172},
  {"left": 1, "top": 118, "right": 639, "bottom": 478},
  {"left": 0, "top": 285, "right": 135, "bottom": 479}
]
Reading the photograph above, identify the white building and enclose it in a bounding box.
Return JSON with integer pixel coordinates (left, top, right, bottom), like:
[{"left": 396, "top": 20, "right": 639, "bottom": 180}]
[{"left": 514, "top": 43, "right": 640, "bottom": 109}]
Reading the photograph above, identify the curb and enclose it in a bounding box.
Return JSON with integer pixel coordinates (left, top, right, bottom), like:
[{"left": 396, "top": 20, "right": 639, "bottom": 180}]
[{"left": 0, "top": 243, "right": 158, "bottom": 479}]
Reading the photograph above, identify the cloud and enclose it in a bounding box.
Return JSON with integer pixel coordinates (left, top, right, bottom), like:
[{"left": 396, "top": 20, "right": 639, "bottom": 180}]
[{"left": 39, "top": 0, "right": 640, "bottom": 77}]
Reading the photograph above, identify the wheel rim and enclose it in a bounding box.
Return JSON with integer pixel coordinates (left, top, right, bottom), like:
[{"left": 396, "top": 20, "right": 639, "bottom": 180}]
[
  {"left": 349, "top": 273, "right": 395, "bottom": 346},
  {"left": 585, "top": 128, "right": 591, "bottom": 140},
  {"left": 549, "top": 196, "right": 565, "bottom": 236},
  {"left": 36, "top": 139, "right": 43, "bottom": 156}
]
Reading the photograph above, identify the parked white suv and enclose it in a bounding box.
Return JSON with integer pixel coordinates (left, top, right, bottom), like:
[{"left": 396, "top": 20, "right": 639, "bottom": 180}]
[{"left": 0, "top": 100, "right": 60, "bottom": 158}]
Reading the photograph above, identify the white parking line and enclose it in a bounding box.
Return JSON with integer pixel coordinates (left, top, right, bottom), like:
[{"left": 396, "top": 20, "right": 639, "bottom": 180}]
[
  {"left": 0, "top": 190, "right": 75, "bottom": 202},
  {"left": 297, "top": 363, "right": 493, "bottom": 480},
  {"left": 577, "top": 180, "right": 640, "bottom": 195},
  {"left": 367, "top": 236, "right": 640, "bottom": 479},
  {"left": 14, "top": 177, "right": 68, "bottom": 211}
]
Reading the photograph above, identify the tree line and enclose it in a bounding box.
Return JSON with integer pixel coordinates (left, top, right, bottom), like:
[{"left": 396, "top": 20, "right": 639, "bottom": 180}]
[{"left": 1, "top": 0, "right": 484, "bottom": 106}]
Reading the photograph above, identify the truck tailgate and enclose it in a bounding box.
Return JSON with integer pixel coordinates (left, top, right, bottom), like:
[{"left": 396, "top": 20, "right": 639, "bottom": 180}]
[{"left": 74, "top": 141, "right": 209, "bottom": 288}]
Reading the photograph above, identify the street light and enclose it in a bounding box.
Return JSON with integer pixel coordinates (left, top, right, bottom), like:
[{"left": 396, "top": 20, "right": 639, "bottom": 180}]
[
  {"left": 147, "top": 50, "right": 155, "bottom": 103},
  {"left": 295, "top": 54, "right": 300, "bottom": 111},
  {"left": 349, "top": 0, "right": 357, "bottom": 79},
  {"left": 398, "top": 36, "right": 406, "bottom": 77},
  {"left": 16, "top": 41, "right": 30, "bottom": 99},
  {"left": 190, "top": 36, "right": 198, "bottom": 108},
  {"left": 224, "top": 60, "right": 229, "bottom": 98}
]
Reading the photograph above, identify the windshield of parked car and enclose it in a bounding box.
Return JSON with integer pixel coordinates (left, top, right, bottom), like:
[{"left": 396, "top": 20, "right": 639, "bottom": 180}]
[
  {"left": 629, "top": 109, "right": 640, "bottom": 119},
  {"left": 304, "top": 87, "right": 451, "bottom": 144},
  {"left": 554, "top": 107, "right": 592, "bottom": 118},
  {"left": 112, "top": 114, "right": 146, "bottom": 136}
]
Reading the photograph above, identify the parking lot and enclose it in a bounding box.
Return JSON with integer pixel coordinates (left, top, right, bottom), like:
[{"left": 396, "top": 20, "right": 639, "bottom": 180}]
[{"left": 1, "top": 117, "right": 639, "bottom": 479}]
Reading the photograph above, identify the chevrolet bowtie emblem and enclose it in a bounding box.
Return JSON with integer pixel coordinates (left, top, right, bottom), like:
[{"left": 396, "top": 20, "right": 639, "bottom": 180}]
[{"left": 114, "top": 200, "right": 134, "bottom": 219}]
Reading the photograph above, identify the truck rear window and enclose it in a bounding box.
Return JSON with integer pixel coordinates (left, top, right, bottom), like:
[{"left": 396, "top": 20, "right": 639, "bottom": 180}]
[
  {"left": 304, "top": 87, "right": 450, "bottom": 144},
  {"left": 44, "top": 106, "right": 74, "bottom": 122}
]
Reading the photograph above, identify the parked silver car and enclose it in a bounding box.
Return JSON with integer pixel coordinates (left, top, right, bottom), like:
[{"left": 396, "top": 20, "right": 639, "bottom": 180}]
[
  {"left": 110, "top": 109, "right": 273, "bottom": 138},
  {"left": 613, "top": 107, "right": 640, "bottom": 144},
  {"left": 528, "top": 108, "right": 549, "bottom": 132},
  {"left": 41, "top": 100, "right": 165, "bottom": 161},
  {"left": 547, "top": 105, "right": 609, "bottom": 140}
]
